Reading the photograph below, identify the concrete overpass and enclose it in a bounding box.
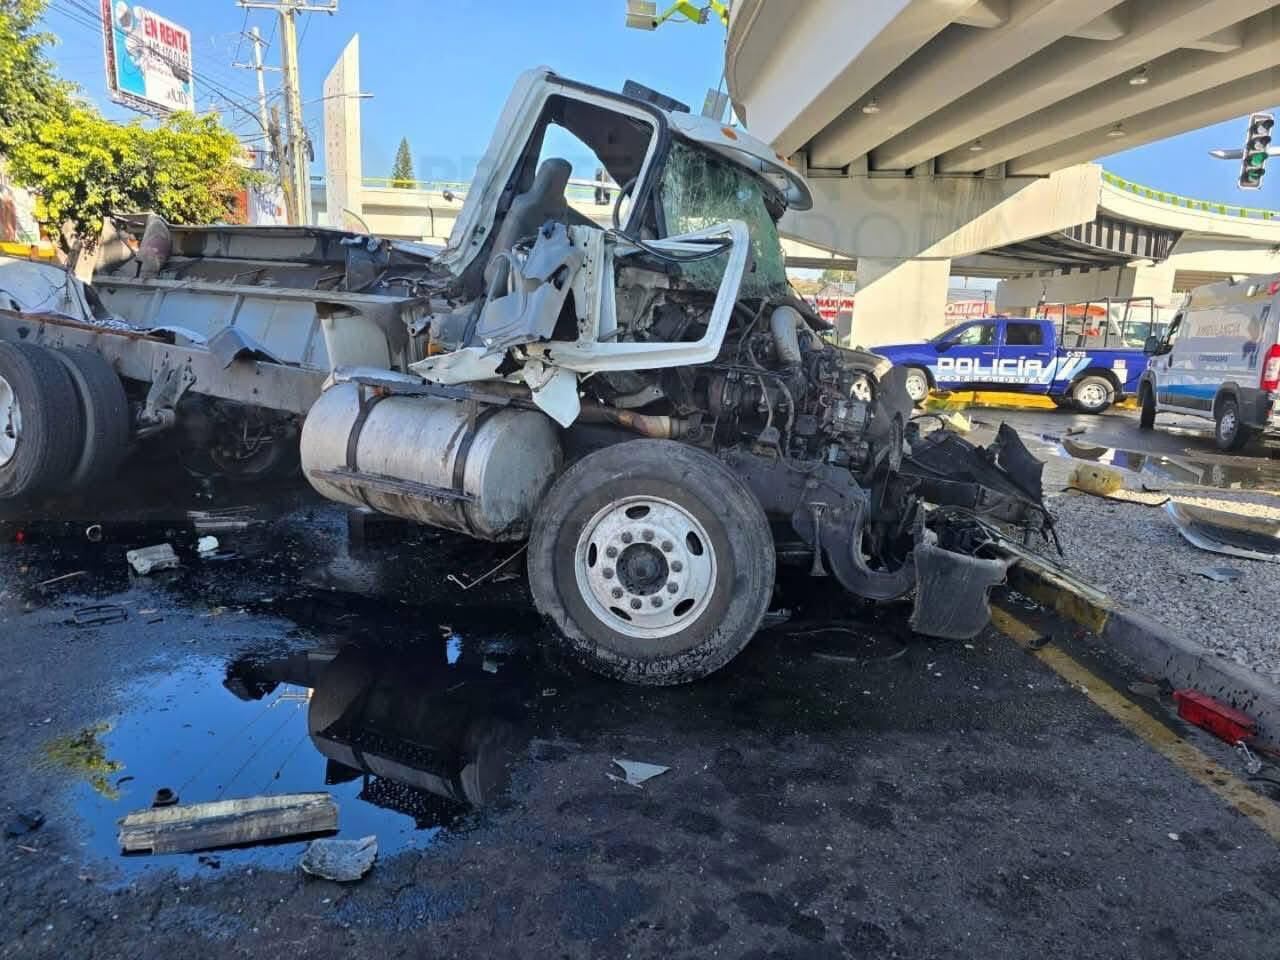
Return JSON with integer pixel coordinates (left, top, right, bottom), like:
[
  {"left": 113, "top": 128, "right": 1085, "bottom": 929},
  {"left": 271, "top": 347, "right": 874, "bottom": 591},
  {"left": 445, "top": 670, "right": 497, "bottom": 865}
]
[{"left": 725, "top": 0, "right": 1280, "bottom": 338}]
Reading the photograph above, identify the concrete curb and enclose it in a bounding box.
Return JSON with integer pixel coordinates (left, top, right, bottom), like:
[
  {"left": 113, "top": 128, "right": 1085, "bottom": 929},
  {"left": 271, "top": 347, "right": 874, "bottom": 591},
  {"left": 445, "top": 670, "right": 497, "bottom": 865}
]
[{"left": 1009, "top": 562, "right": 1280, "bottom": 751}]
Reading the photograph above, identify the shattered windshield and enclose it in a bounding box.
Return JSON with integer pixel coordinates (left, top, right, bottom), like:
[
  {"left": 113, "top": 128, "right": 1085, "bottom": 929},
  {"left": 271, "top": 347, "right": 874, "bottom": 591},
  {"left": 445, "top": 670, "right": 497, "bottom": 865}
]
[{"left": 658, "top": 139, "right": 788, "bottom": 300}]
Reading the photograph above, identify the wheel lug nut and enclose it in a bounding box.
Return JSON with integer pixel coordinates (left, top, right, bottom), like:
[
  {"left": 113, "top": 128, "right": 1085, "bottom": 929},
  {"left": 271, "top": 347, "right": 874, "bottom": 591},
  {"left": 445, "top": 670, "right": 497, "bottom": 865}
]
[
  {"left": 630, "top": 598, "right": 642, "bottom": 610},
  {"left": 612, "top": 587, "right": 624, "bottom": 599},
  {"left": 661, "top": 540, "right": 672, "bottom": 552},
  {"left": 602, "top": 568, "right": 614, "bottom": 579},
  {"left": 651, "top": 596, "right": 662, "bottom": 607},
  {"left": 642, "top": 529, "right": 654, "bottom": 541},
  {"left": 666, "top": 582, "right": 678, "bottom": 594},
  {"left": 605, "top": 546, "right": 618, "bottom": 558},
  {"left": 671, "top": 561, "right": 683, "bottom": 572},
  {"left": 621, "top": 532, "right": 633, "bottom": 544}
]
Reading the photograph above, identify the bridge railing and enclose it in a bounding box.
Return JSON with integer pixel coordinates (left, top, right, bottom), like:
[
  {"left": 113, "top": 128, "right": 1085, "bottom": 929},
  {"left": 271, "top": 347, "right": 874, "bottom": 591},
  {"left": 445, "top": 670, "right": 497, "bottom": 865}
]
[
  {"left": 312, "top": 175, "right": 618, "bottom": 206},
  {"left": 1102, "top": 171, "right": 1280, "bottom": 221}
]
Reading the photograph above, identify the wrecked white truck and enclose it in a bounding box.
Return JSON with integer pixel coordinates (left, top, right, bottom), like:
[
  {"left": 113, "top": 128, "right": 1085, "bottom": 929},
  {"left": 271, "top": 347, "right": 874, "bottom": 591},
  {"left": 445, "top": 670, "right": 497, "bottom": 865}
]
[{"left": 0, "top": 70, "right": 1052, "bottom": 683}]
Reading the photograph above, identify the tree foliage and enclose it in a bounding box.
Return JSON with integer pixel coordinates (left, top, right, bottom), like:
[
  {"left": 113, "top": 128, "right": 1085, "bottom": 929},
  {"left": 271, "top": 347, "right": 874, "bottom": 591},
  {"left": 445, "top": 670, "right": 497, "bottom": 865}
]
[
  {"left": 9, "top": 109, "right": 251, "bottom": 239},
  {"left": 0, "top": 0, "right": 72, "bottom": 157},
  {"left": 391, "top": 137, "right": 415, "bottom": 188},
  {"left": 820, "top": 268, "right": 855, "bottom": 283}
]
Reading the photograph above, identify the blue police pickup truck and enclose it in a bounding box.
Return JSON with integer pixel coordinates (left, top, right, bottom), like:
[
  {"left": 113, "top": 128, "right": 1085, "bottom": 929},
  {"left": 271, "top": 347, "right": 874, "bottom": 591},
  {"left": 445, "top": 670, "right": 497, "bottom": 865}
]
[{"left": 872, "top": 307, "right": 1162, "bottom": 413}]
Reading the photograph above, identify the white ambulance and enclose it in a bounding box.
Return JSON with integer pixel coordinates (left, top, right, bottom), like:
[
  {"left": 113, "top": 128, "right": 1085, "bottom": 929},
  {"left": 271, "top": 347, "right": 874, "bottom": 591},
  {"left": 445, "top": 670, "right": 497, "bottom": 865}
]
[{"left": 1138, "top": 274, "right": 1280, "bottom": 451}]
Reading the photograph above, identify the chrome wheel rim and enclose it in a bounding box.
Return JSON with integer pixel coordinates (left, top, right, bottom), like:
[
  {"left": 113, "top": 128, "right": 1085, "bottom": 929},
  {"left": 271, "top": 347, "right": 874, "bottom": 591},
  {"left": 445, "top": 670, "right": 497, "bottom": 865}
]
[
  {"left": 0, "top": 375, "right": 20, "bottom": 467},
  {"left": 1220, "top": 409, "right": 1237, "bottom": 439},
  {"left": 574, "top": 495, "right": 717, "bottom": 640},
  {"left": 904, "top": 371, "right": 928, "bottom": 402},
  {"left": 1078, "top": 382, "right": 1108, "bottom": 408}
]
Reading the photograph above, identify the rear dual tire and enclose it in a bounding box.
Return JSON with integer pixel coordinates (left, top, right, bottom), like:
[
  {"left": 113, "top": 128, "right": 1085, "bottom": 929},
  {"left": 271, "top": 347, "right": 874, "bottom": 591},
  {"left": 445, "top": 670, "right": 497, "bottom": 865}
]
[
  {"left": 527, "top": 439, "right": 774, "bottom": 685},
  {"left": 0, "top": 342, "right": 128, "bottom": 500}
]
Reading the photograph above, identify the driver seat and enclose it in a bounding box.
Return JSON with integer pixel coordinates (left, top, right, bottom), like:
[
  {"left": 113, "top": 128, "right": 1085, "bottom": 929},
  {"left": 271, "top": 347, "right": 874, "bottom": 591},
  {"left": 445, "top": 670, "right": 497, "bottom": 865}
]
[{"left": 483, "top": 157, "right": 572, "bottom": 293}]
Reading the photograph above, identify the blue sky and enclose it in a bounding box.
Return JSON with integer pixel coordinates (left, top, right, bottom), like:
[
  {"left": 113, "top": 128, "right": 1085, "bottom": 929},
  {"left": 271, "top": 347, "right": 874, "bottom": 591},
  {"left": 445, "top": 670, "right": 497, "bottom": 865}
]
[{"left": 38, "top": 0, "right": 1280, "bottom": 206}]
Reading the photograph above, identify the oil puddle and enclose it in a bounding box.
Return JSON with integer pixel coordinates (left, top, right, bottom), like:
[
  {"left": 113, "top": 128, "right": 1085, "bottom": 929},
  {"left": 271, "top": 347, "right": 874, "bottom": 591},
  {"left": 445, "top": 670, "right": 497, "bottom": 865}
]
[
  {"left": 1053, "top": 437, "right": 1280, "bottom": 492},
  {"left": 61, "top": 632, "right": 545, "bottom": 880}
]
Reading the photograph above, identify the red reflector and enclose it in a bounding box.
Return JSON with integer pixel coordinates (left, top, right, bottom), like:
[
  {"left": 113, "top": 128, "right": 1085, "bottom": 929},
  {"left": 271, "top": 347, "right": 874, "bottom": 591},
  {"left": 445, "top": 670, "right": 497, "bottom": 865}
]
[
  {"left": 1261, "top": 344, "right": 1280, "bottom": 392},
  {"left": 1173, "top": 689, "right": 1256, "bottom": 744},
  {"left": 1269, "top": 281, "right": 1280, "bottom": 295}
]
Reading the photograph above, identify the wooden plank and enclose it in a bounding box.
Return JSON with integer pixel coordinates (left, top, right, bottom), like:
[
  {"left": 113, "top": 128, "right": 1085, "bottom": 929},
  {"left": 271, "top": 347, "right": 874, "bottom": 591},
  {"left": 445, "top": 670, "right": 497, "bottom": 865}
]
[{"left": 118, "top": 793, "right": 338, "bottom": 854}]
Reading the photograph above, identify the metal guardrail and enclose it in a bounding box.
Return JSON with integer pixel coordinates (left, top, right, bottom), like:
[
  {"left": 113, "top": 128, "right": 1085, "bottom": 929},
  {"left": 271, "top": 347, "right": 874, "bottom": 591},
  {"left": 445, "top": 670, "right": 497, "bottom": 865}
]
[{"left": 1102, "top": 170, "right": 1280, "bottom": 221}]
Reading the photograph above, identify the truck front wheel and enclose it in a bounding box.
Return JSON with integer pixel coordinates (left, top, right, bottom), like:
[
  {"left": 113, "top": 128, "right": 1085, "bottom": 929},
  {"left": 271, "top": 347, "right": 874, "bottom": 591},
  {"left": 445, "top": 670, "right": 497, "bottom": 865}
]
[
  {"left": 1071, "top": 375, "right": 1114, "bottom": 414},
  {"left": 527, "top": 439, "right": 775, "bottom": 685}
]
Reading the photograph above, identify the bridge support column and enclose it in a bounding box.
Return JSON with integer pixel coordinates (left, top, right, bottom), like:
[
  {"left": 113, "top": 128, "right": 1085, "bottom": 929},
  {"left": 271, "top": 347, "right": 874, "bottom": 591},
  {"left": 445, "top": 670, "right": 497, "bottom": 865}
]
[{"left": 852, "top": 257, "right": 951, "bottom": 346}]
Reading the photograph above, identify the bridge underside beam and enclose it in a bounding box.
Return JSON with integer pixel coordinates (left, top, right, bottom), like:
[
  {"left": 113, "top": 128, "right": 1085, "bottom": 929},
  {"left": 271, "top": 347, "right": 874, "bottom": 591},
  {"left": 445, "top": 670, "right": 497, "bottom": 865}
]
[{"left": 779, "top": 164, "right": 1101, "bottom": 262}]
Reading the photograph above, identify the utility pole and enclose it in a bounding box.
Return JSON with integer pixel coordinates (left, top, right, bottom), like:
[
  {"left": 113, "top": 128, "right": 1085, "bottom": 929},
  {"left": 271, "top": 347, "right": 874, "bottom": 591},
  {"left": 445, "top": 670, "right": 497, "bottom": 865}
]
[
  {"left": 237, "top": 1, "right": 338, "bottom": 224},
  {"left": 233, "top": 27, "right": 291, "bottom": 220}
]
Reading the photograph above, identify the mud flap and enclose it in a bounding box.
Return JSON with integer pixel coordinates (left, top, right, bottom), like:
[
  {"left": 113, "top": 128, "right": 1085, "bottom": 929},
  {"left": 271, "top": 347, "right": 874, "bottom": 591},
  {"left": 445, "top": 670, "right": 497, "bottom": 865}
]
[{"left": 908, "top": 541, "right": 1009, "bottom": 639}]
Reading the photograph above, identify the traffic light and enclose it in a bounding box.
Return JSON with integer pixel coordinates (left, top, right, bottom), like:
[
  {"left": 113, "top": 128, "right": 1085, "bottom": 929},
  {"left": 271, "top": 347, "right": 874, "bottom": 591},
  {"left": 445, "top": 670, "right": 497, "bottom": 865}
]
[{"left": 1240, "top": 112, "right": 1274, "bottom": 190}]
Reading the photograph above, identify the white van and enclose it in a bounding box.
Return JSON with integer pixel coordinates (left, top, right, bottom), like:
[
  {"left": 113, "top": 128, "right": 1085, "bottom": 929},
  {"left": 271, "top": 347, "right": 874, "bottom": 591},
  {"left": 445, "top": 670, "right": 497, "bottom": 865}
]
[{"left": 1138, "top": 274, "right": 1280, "bottom": 451}]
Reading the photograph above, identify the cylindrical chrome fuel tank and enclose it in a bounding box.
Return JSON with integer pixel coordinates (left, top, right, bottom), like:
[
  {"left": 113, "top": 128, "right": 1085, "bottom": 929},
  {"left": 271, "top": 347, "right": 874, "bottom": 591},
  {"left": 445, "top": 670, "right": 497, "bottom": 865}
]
[{"left": 300, "top": 381, "right": 562, "bottom": 541}]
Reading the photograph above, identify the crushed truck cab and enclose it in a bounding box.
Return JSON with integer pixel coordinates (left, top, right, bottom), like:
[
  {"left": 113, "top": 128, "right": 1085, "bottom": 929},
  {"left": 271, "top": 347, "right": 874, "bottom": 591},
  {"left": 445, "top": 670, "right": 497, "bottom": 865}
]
[
  {"left": 0, "top": 68, "right": 1057, "bottom": 685},
  {"left": 295, "top": 69, "right": 1055, "bottom": 683}
]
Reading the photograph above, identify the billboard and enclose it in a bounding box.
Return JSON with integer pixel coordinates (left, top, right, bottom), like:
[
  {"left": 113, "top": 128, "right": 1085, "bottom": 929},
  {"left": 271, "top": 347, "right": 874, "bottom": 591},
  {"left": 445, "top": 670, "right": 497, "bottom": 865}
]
[{"left": 101, "top": 2, "right": 195, "bottom": 116}]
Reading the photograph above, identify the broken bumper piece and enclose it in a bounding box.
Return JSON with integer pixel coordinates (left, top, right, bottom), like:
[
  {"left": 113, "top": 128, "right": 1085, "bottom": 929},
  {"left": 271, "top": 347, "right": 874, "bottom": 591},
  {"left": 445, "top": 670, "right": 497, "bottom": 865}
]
[{"left": 908, "top": 540, "right": 1009, "bottom": 640}]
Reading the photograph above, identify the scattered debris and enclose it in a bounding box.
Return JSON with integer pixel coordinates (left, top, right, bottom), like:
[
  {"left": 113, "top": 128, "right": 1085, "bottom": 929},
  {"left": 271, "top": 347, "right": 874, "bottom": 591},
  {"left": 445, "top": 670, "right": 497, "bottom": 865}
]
[
  {"left": 1165, "top": 501, "right": 1280, "bottom": 562},
  {"left": 37, "top": 570, "right": 87, "bottom": 589},
  {"left": 1195, "top": 565, "right": 1243, "bottom": 584},
  {"left": 72, "top": 604, "right": 128, "bottom": 626},
  {"left": 940, "top": 411, "right": 972, "bottom": 434},
  {"left": 541, "top": 688, "right": 557, "bottom": 698},
  {"left": 188, "top": 507, "right": 257, "bottom": 534},
  {"left": 1064, "top": 426, "right": 1086, "bottom": 437},
  {"left": 152, "top": 787, "right": 179, "bottom": 807},
  {"left": 608, "top": 758, "right": 670, "bottom": 788},
  {"left": 196, "top": 536, "right": 219, "bottom": 555},
  {"left": 118, "top": 792, "right": 339, "bottom": 854},
  {"left": 126, "top": 543, "right": 180, "bottom": 575},
  {"left": 1237, "top": 741, "right": 1264, "bottom": 776},
  {"left": 197, "top": 854, "right": 222, "bottom": 869},
  {"left": 3, "top": 810, "right": 45, "bottom": 839},
  {"left": 84, "top": 524, "right": 103, "bottom": 543},
  {"left": 1172, "top": 689, "right": 1257, "bottom": 745},
  {"left": 300, "top": 835, "right": 378, "bottom": 881},
  {"left": 446, "top": 545, "right": 527, "bottom": 591},
  {"left": 1068, "top": 464, "right": 1124, "bottom": 497},
  {"left": 1167, "top": 832, "right": 1180, "bottom": 841}
]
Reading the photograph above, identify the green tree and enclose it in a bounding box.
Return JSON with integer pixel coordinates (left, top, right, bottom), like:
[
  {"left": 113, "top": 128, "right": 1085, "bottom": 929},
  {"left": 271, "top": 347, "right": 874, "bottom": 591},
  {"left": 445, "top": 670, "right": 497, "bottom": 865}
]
[
  {"left": 0, "top": 0, "right": 72, "bottom": 157},
  {"left": 820, "top": 268, "right": 855, "bottom": 283},
  {"left": 391, "top": 137, "right": 415, "bottom": 188},
  {"left": 10, "top": 108, "right": 252, "bottom": 242}
]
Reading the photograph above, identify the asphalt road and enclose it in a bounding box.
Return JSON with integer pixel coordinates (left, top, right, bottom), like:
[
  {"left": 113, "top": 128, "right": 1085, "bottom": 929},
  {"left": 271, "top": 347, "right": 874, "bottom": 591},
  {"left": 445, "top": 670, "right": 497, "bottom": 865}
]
[{"left": 2, "top": 451, "right": 1280, "bottom": 959}]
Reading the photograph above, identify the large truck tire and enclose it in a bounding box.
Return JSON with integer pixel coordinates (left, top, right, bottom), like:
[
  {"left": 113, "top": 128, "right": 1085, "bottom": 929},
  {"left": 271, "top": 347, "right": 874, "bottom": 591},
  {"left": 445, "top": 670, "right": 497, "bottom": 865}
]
[
  {"left": 527, "top": 439, "right": 775, "bottom": 685},
  {"left": 0, "top": 341, "right": 86, "bottom": 500},
  {"left": 52, "top": 347, "right": 130, "bottom": 492},
  {"left": 1071, "top": 375, "right": 1114, "bottom": 414}
]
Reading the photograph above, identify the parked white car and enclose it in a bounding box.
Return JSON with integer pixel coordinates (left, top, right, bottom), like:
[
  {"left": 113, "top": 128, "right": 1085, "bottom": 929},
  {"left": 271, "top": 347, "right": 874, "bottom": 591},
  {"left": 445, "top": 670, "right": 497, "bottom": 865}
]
[{"left": 1138, "top": 274, "right": 1280, "bottom": 451}]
